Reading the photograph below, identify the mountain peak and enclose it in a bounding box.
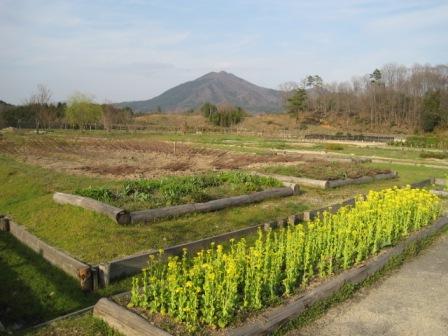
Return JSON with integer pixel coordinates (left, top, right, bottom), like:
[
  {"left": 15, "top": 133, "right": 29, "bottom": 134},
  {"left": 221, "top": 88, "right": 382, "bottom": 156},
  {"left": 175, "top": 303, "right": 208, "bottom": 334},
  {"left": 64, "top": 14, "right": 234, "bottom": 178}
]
[
  {"left": 117, "top": 72, "right": 282, "bottom": 113},
  {"left": 201, "top": 71, "right": 233, "bottom": 79}
]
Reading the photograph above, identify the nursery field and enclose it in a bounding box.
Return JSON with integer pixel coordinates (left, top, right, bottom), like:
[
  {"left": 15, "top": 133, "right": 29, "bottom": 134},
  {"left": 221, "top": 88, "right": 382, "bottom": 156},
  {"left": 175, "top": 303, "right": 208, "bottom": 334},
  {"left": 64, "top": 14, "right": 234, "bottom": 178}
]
[{"left": 0, "top": 129, "right": 447, "bottom": 335}]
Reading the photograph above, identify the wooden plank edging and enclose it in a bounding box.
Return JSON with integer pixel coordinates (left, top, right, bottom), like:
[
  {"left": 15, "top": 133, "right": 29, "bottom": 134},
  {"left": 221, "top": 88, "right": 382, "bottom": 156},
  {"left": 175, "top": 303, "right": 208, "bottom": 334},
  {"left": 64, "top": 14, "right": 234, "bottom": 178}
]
[
  {"left": 6, "top": 219, "right": 95, "bottom": 291},
  {"left": 100, "top": 219, "right": 292, "bottom": 285},
  {"left": 94, "top": 298, "right": 171, "bottom": 336},
  {"left": 94, "top": 216, "right": 448, "bottom": 336},
  {"left": 53, "top": 192, "right": 131, "bottom": 224}
]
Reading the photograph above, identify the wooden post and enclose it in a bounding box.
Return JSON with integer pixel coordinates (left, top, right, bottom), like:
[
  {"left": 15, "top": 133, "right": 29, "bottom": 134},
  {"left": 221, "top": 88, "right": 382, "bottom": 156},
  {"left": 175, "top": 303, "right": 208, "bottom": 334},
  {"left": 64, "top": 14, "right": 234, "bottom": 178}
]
[{"left": 0, "top": 216, "right": 10, "bottom": 231}]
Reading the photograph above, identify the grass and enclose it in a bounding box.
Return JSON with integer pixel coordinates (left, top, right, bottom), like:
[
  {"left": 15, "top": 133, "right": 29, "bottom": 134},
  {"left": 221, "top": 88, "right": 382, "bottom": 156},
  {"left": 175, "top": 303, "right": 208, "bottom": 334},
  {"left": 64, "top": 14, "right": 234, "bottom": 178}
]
[
  {"left": 0, "top": 232, "right": 99, "bottom": 329},
  {"left": 260, "top": 161, "right": 390, "bottom": 181},
  {"left": 1, "top": 150, "right": 447, "bottom": 265},
  {"left": 23, "top": 314, "right": 122, "bottom": 336},
  {"left": 0, "top": 155, "right": 307, "bottom": 264}
]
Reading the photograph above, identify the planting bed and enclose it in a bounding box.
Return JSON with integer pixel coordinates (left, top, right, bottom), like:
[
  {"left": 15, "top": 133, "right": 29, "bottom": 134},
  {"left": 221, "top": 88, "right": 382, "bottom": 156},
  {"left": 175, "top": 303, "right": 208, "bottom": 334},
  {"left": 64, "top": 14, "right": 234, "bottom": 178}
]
[
  {"left": 58, "top": 172, "right": 298, "bottom": 224},
  {"left": 93, "top": 187, "right": 442, "bottom": 335},
  {"left": 74, "top": 172, "right": 283, "bottom": 211},
  {"left": 257, "top": 161, "right": 396, "bottom": 189},
  {"left": 259, "top": 160, "right": 390, "bottom": 181}
]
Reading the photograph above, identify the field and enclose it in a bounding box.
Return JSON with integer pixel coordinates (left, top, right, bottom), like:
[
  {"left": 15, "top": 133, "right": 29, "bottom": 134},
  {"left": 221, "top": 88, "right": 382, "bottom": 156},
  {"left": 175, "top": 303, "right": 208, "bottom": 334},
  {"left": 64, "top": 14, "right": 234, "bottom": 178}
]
[{"left": 1, "top": 129, "right": 447, "bottom": 335}]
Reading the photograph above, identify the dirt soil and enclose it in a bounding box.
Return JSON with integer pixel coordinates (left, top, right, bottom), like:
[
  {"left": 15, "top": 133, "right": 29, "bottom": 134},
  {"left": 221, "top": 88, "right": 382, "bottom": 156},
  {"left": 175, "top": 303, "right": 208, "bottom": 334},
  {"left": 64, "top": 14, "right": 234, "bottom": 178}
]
[
  {"left": 0, "top": 136, "right": 306, "bottom": 179},
  {"left": 286, "top": 232, "right": 448, "bottom": 336}
]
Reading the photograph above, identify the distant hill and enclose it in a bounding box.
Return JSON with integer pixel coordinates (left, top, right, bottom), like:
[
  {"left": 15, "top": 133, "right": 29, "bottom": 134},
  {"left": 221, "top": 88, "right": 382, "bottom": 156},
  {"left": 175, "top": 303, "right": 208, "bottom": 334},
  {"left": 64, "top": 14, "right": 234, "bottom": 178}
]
[
  {"left": 0, "top": 100, "right": 14, "bottom": 119},
  {"left": 116, "top": 71, "right": 283, "bottom": 113},
  {"left": 0, "top": 100, "right": 14, "bottom": 111}
]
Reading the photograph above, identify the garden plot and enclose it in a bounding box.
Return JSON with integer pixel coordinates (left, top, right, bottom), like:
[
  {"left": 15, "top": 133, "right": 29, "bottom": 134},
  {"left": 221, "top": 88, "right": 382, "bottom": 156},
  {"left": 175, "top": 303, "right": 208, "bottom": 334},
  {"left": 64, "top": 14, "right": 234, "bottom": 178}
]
[
  {"left": 93, "top": 188, "right": 443, "bottom": 335},
  {"left": 56, "top": 171, "right": 298, "bottom": 224},
  {"left": 0, "top": 134, "right": 304, "bottom": 179},
  {"left": 257, "top": 160, "right": 396, "bottom": 189}
]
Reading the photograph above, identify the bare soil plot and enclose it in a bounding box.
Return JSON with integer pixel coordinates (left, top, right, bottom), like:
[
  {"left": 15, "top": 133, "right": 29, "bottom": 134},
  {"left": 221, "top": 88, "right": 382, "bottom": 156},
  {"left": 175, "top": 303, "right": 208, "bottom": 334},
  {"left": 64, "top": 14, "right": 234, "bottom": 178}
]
[
  {"left": 258, "top": 160, "right": 391, "bottom": 181},
  {"left": 0, "top": 134, "right": 304, "bottom": 179}
]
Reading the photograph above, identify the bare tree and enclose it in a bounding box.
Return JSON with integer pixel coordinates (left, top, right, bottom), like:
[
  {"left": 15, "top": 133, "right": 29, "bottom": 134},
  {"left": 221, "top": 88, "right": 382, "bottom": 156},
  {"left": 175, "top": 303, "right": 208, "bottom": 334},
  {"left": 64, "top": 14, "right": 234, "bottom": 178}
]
[{"left": 27, "top": 84, "right": 53, "bottom": 132}]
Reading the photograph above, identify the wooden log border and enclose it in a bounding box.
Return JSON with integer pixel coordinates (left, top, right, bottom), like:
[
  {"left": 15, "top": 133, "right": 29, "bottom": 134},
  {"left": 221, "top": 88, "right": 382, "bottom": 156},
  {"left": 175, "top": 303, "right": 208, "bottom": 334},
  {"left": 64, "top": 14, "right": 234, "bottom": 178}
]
[
  {"left": 434, "top": 178, "right": 447, "bottom": 186},
  {"left": 93, "top": 216, "right": 448, "bottom": 336},
  {"left": 54, "top": 185, "right": 299, "bottom": 225},
  {"left": 53, "top": 192, "right": 131, "bottom": 225},
  {"left": 431, "top": 190, "right": 448, "bottom": 198},
  {"left": 2, "top": 218, "right": 96, "bottom": 291},
  {"left": 130, "top": 186, "right": 297, "bottom": 224},
  {"left": 254, "top": 171, "right": 398, "bottom": 189}
]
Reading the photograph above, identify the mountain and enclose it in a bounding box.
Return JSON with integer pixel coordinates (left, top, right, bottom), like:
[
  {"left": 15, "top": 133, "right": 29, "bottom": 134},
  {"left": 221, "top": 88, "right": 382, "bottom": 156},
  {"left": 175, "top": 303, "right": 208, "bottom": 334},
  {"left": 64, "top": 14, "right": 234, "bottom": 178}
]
[{"left": 117, "top": 71, "right": 282, "bottom": 113}]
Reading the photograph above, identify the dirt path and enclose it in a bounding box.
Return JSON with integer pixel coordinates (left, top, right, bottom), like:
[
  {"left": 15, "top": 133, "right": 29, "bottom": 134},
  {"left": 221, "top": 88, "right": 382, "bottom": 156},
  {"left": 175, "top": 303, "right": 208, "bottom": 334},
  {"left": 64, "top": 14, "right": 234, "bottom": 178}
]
[{"left": 286, "top": 232, "right": 448, "bottom": 336}]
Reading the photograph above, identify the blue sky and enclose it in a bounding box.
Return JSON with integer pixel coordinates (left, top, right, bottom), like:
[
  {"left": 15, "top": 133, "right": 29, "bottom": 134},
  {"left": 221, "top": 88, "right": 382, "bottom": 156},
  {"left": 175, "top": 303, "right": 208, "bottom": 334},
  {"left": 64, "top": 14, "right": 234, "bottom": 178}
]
[{"left": 1, "top": 0, "right": 447, "bottom": 104}]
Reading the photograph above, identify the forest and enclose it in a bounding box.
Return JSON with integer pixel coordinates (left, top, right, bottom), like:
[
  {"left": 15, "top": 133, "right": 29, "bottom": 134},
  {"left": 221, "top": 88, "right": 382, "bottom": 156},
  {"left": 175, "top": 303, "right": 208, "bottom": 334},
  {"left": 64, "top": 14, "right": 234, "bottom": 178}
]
[{"left": 284, "top": 63, "right": 448, "bottom": 132}]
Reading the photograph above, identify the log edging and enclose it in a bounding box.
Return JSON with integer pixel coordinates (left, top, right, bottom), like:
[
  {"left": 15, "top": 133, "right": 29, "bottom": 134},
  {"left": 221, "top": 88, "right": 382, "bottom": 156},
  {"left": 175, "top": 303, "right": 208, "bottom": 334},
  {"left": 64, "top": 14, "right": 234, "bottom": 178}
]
[
  {"left": 53, "top": 185, "right": 299, "bottom": 225},
  {"left": 431, "top": 190, "right": 448, "bottom": 198},
  {"left": 53, "top": 192, "right": 131, "bottom": 224},
  {"left": 434, "top": 178, "right": 447, "bottom": 186},
  {"left": 254, "top": 171, "right": 398, "bottom": 189},
  {"left": 93, "top": 215, "right": 448, "bottom": 336},
  {"left": 3, "top": 218, "right": 96, "bottom": 291}
]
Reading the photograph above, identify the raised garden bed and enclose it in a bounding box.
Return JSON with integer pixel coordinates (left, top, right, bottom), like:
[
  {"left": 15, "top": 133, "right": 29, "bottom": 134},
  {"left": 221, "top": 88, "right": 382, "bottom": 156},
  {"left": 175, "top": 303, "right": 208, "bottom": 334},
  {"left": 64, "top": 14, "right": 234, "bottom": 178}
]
[
  {"left": 256, "top": 161, "right": 396, "bottom": 189},
  {"left": 55, "top": 172, "right": 299, "bottom": 224},
  {"left": 93, "top": 187, "right": 442, "bottom": 335}
]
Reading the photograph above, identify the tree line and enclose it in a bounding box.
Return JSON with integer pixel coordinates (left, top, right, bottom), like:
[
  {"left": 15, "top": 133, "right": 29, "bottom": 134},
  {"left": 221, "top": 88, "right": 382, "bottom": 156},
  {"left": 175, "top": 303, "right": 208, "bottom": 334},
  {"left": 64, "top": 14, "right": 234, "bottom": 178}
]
[
  {"left": 200, "top": 102, "right": 246, "bottom": 127},
  {"left": 0, "top": 85, "right": 133, "bottom": 131},
  {"left": 282, "top": 63, "right": 448, "bottom": 132}
]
